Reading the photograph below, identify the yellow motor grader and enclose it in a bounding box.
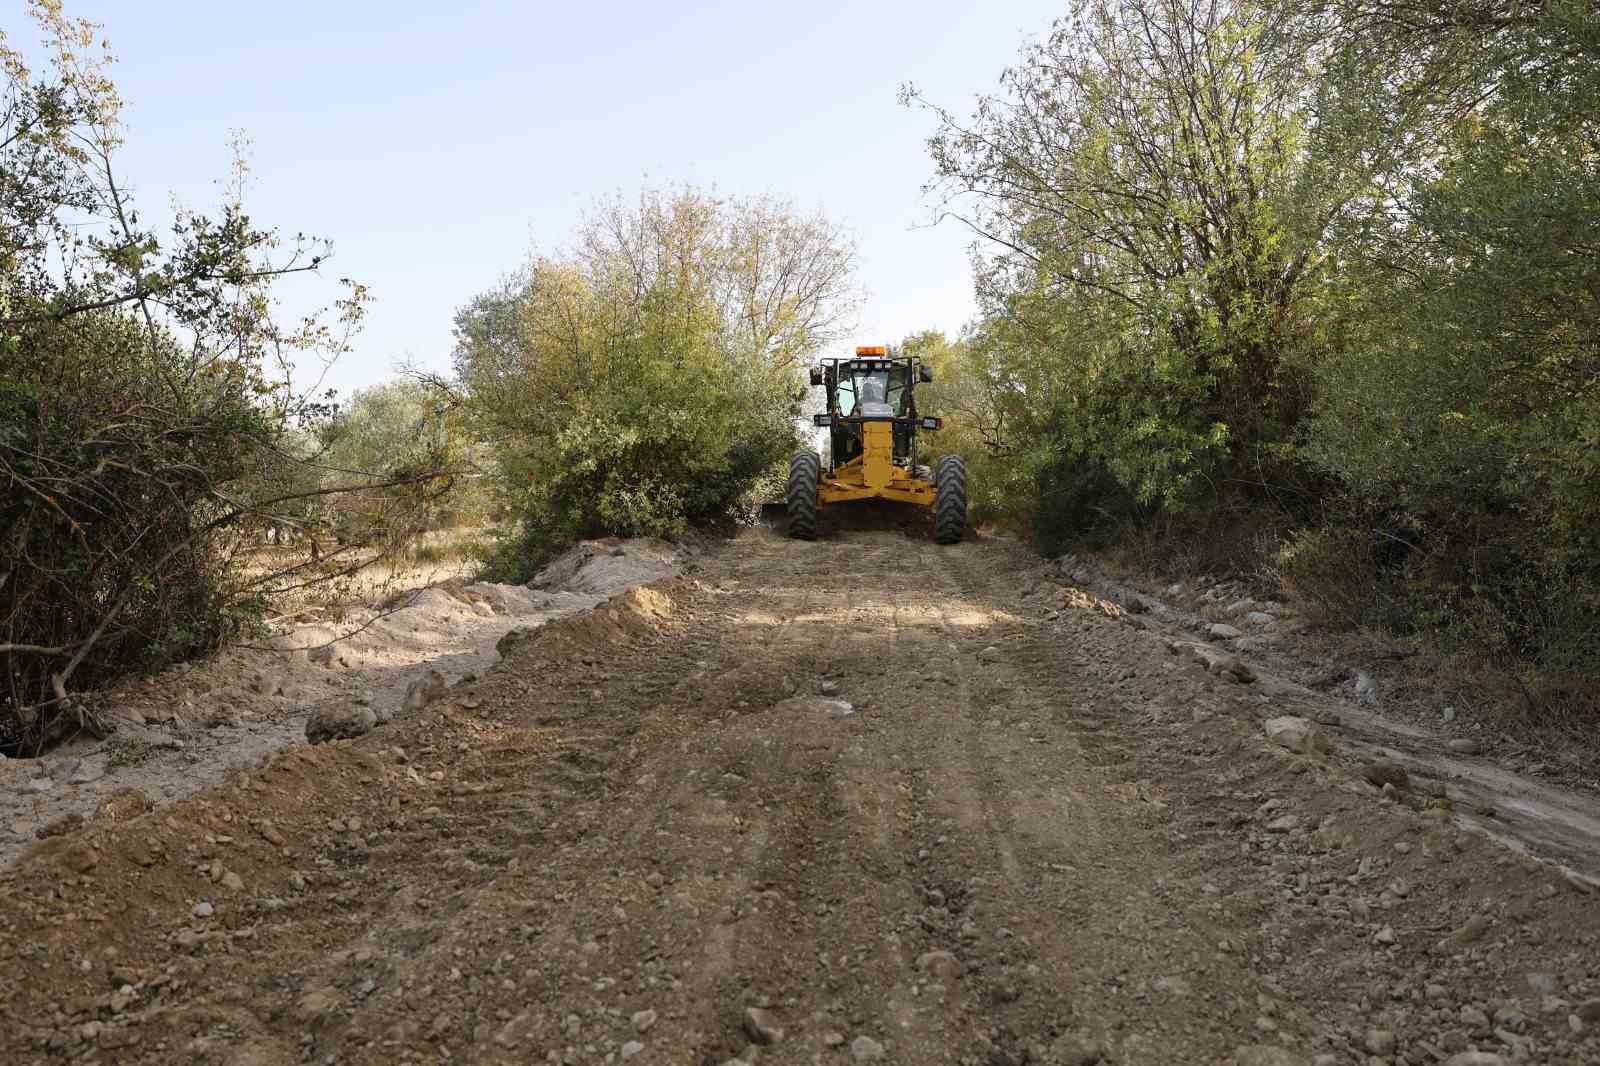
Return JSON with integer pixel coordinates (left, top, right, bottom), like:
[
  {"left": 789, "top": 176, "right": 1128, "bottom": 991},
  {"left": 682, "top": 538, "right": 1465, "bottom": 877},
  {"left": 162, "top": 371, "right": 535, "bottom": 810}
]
[{"left": 787, "top": 346, "right": 966, "bottom": 543}]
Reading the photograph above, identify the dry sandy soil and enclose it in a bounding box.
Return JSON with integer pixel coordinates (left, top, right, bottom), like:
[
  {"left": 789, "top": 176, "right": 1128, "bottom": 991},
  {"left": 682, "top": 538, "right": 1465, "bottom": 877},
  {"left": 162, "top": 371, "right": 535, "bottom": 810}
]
[{"left": 2, "top": 527, "right": 1599, "bottom": 1066}]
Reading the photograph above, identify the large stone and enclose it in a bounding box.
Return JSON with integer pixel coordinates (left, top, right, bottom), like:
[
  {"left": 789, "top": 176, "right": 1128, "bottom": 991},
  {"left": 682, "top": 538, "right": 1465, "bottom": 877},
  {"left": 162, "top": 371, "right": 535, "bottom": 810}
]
[
  {"left": 916, "top": 950, "right": 964, "bottom": 981},
  {"left": 1264, "top": 716, "right": 1325, "bottom": 755},
  {"left": 743, "top": 1007, "right": 784, "bottom": 1045},
  {"left": 850, "top": 1035, "right": 885, "bottom": 1061},
  {"left": 1448, "top": 914, "right": 1493, "bottom": 946},
  {"left": 305, "top": 703, "right": 377, "bottom": 745},
  {"left": 495, "top": 627, "right": 536, "bottom": 659},
  {"left": 307, "top": 641, "right": 354, "bottom": 670},
  {"left": 1363, "top": 761, "right": 1409, "bottom": 790},
  {"left": 1365, "top": 1029, "right": 1397, "bottom": 1055},
  {"left": 398, "top": 669, "right": 448, "bottom": 720},
  {"left": 1209, "top": 623, "right": 1244, "bottom": 640}
]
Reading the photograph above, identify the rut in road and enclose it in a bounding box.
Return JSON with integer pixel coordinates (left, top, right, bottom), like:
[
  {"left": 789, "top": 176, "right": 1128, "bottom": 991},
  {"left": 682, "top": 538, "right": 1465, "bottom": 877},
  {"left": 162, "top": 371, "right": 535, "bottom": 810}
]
[{"left": 4, "top": 529, "right": 1600, "bottom": 1066}]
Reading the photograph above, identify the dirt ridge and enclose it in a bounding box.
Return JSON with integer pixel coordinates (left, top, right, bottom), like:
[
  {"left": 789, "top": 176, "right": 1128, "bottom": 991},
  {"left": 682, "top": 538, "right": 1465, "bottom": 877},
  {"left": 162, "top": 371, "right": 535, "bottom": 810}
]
[{"left": 1, "top": 529, "right": 1598, "bottom": 1065}]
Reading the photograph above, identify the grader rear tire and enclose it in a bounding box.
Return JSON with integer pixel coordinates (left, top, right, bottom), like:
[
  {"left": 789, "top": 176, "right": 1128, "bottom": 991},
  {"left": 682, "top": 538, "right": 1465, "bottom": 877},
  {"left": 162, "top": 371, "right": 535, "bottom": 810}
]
[
  {"left": 934, "top": 455, "right": 967, "bottom": 545},
  {"left": 787, "top": 451, "right": 820, "bottom": 540}
]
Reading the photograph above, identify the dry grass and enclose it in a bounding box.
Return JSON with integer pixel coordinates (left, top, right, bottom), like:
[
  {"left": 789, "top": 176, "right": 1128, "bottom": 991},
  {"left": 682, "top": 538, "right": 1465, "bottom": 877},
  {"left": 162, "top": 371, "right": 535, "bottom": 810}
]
[{"left": 245, "top": 526, "right": 503, "bottom": 623}]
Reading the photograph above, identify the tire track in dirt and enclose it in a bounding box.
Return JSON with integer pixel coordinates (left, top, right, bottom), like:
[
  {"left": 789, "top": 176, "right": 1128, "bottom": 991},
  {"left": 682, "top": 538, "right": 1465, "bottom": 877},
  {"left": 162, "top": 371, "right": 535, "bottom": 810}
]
[{"left": 5, "top": 529, "right": 1600, "bottom": 1066}]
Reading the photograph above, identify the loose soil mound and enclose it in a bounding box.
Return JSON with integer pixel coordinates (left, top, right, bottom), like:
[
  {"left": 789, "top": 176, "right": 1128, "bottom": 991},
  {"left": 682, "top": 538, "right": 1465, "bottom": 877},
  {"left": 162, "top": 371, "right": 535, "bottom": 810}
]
[
  {"left": 1, "top": 530, "right": 1598, "bottom": 1065},
  {"left": 0, "top": 540, "right": 687, "bottom": 868}
]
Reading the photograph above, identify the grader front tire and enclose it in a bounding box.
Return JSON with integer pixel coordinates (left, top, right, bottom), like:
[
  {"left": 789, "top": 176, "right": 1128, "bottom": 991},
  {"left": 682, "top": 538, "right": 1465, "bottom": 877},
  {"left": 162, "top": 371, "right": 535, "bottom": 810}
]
[
  {"left": 933, "top": 455, "right": 967, "bottom": 545},
  {"left": 787, "top": 452, "right": 820, "bottom": 540}
]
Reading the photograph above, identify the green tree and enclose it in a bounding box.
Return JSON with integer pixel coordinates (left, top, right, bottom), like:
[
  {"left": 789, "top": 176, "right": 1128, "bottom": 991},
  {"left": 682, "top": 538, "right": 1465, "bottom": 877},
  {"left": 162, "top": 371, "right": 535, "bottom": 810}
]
[
  {"left": 316, "top": 379, "right": 494, "bottom": 533},
  {"left": 1, "top": 2, "right": 448, "bottom": 749},
  {"left": 1300, "top": 0, "right": 1600, "bottom": 669},
  {"left": 454, "top": 188, "right": 859, "bottom": 577},
  {"left": 906, "top": 0, "right": 1346, "bottom": 512}
]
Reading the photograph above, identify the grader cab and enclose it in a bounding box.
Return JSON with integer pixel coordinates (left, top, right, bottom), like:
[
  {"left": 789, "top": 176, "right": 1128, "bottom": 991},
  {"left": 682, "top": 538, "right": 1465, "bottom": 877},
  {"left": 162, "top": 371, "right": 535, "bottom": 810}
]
[{"left": 787, "top": 346, "right": 967, "bottom": 543}]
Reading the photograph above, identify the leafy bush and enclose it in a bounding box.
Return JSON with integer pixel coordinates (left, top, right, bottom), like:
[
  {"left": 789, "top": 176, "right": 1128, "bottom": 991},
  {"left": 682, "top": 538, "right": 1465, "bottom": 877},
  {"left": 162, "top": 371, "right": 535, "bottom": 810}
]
[
  {"left": 906, "top": 0, "right": 1338, "bottom": 514},
  {"left": 1, "top": 6, "right": 450, "bottom": 751},
  {"left": 456, "top": 189, "right": 858, "bottom": 580},
  {"left": 910, "top": 0, "right": 1600, "bottom": 692},
  {"left": 1298, "top": 0, "right": 1600, "bottom": 674}
]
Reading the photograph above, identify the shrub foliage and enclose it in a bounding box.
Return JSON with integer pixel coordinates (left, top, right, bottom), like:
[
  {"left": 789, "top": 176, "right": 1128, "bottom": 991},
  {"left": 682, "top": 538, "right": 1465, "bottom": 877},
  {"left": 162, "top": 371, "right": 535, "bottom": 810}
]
[
  {"left": 1, "top": 5, "right": 450, "bottom": 751},
  {"left": 453, "top": 189, "right": 859, "bottom": 579},
  {"left": 907, "top": 0, "right": 1600, "bottom": 682}
]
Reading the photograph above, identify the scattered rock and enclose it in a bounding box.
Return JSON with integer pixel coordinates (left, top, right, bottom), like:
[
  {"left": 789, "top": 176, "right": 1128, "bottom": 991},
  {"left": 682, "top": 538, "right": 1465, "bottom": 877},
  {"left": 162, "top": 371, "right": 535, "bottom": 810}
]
[
  {"left": 632, "top": 1009, "right": 656, "bottom": 1032},
  {"left": 620, "top": 1041, "right": 644, "bottom": 1059},
  {"left": 25, "top": 776, "right": 53, "bottom": 794},
  {"left": 220, "top": 870, "right": 244, "bottom": 892},
  {"left": 1365, "top": 1028, "right": 1397, "bottom": 1055},
  {"left": 1209, "top": 623, "right": 1243, "bottom": 640},
  {"left": 1265, "top": 814, "right": 1301, "bottom": 833},
  {"left": 495, "top": 627, "right": 536, "bottom": 659},
  {"left": 916, "top": 950, "right": 964, "bottom": 981},
  {"left": 305, "top": 703, "right": 377, "bottom": 745},
  {"left": 256, "top": 822, "right": 287, "bottom": 848},
  {"left": 743, "top": 1007, "right": 783, "bottom": 1045},
  {"left": 819, "top": 679, "right": 839, "bottom": 696},
  {"left": 1355, "top": 671, "right": 1378, "bottom": 705},
  {"left": 823, "top": 1032, "right": 845, "bottom": 1047},
  {"left": 1448, "top": 914, "right": 1493, "bottom": 946},
  {"left": 850, "top": 1035, "right": 885, "bottom": 1061},
  {"left": 1448, "top": 738, "right": 1483, "bottom": 755},
  {"left": 1221, "top": 656, "right": 1256, "bottom": 683},
  {"left": 398, "top": 669, "right": 448, "bottom": 720},
  {"left": 308, "top": 642, "right": 353, "bottom": 670},
  {"left": 192, "top": 901, "right": 214, "bottom": 919},
  {"left": 1264, "top": 716, "right": 1325, "bottom": 755},
  {"left": 1363, "top": 761, "right": 1409, "bottom": 790}
]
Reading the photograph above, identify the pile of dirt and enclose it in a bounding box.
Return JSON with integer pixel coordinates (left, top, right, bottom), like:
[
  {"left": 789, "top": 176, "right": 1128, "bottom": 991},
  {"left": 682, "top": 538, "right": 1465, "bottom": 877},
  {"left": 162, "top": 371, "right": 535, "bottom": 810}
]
[
  {"left": 527, "top": 537, "right": 686, "bottom": 598},
  {"left": 3, "top": 528, "right": 1599, "bottom": 1065},
  {"left": 0, "top": 539, "right": 686, "bottom": 868},
  {"left": 1035, "top": 554, "right": 1600, "bottom": 882}
]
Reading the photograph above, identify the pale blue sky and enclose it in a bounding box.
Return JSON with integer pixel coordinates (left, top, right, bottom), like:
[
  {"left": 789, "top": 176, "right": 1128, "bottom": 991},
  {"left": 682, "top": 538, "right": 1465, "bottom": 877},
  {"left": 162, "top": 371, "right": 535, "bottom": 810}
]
[{"left": 50, "top": 1, "right": 1062, "bottom": 395}]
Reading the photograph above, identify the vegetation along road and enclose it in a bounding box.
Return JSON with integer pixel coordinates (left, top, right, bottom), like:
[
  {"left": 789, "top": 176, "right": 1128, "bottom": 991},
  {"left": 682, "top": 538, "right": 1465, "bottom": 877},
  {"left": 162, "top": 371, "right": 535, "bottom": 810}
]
[{"left": 4, "top": 528, "right": 1599, "bottom": 1066}]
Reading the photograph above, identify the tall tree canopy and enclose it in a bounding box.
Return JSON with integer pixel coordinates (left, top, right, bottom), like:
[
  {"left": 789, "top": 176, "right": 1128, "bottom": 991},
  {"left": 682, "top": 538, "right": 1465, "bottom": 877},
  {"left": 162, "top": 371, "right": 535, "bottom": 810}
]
[
  {"left": 907, "top": 0, "right": 1351, "bottom": 507},
  {"left": 454, "top": 188, "right": 859, "bottom": 575}
]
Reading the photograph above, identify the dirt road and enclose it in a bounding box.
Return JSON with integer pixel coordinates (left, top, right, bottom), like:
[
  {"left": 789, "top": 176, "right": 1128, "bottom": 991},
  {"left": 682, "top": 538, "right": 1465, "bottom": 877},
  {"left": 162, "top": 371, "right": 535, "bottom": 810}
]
[{"left": 4, "top": 530, "right": 1599, "bottom": 1065}]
